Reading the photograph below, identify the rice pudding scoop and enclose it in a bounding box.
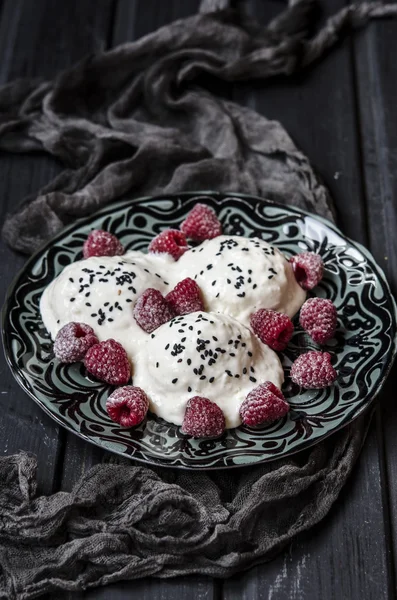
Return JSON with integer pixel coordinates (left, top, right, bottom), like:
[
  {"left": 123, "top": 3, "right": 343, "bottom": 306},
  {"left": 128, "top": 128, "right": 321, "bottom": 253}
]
[
  {"left": 133, "top": 311, "right": 284, "bottom": 429},
  {"left": 177, "top": 236, "right": 306, "bottom": 325}
]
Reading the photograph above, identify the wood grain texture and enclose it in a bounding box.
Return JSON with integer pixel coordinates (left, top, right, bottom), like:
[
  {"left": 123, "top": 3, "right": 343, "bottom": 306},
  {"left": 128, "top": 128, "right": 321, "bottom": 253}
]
[
  {"left": 58, "top": 1, "right": 218, "bottom": 598},
  {"left": 0, "top": 0, "right": 114, "bottom": 496},
  {"left": 224, "top": 0, "right": 393, "bottom": 598},
  {"left": 352, "top": 9, "right": 397, "bottom": 597}
]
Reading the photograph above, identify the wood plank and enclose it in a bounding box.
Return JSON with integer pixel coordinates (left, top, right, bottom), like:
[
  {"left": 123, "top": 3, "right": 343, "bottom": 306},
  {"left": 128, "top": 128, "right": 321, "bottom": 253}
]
[
  {"left": 352, "top": 8, "right": 397, "bottom": 596},
  {"left": 224, "top": 0, "right": 393, "bottom": 598},
  {"left": 0, "top": 0, "right": 114, "bottom": 496},
  {"left": 59, "top": 1, "right": 217, "bottom": 598}
]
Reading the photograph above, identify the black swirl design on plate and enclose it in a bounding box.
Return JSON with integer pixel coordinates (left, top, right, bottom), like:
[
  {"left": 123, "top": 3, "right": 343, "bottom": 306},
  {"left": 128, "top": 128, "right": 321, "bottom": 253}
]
[{"left": 2, "top": 192, "right": 397, "bottom": 469}]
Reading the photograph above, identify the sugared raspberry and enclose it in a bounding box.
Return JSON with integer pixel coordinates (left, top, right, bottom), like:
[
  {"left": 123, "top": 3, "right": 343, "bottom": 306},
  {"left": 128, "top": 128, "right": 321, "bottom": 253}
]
[
  {"left": 106, "top": 386, "right": 149, "bottom": 427},
  {"left": 182, "top": 397, "right": 225, "bottom": 438},
  {"left": 250, "top": 309, "right": 294, "bottom": 351},
  {"left": 133, "top": 288, "right": 175, "bottom": 333},
  {"left": 290, "top": 351, "right": 336, "bottom": 389},
  {"left": 83, "top": 230, "right": 124, "bottom": 259},
  {"left": 54, "top": 322, "right": 99, "bottom": 363},
  {"left": 239, "top": 382, "right": 289, "bottom": 427},
  {"left": 180, "top": 203, "right": 222, "bottom": 241},
  {"left": 300, "top": 297, "right": 337, "bottom": 344},
  {"left": 148, "top": 229, "right": 189, "bottom": 260},
  {"left": 290, "top": 252, "right": 324, "bottom": 290},
  {"left": 84, "top": 339, "right": 131, "bottom": 385},
  {"left": 165, "top": 278, "right": 204, "bottom": 315}
]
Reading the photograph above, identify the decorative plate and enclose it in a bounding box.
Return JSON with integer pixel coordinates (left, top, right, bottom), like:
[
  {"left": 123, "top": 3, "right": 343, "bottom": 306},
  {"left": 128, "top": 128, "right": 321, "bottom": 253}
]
[{"left": 2, "top": 192, "right": 397, "bottom": 469}]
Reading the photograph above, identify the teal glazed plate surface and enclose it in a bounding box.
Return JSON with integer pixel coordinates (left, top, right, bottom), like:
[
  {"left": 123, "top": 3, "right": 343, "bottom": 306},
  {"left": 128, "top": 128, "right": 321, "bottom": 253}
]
[{"left": 2, "top": 192, "right": 397, "bottom": 469}]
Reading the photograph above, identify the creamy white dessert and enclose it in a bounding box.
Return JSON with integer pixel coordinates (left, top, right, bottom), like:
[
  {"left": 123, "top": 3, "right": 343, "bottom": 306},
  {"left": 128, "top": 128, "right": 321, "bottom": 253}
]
[
  {"left": 40, "top": 235, "right": 306, "bottom": 428},
  {"left": 133, "top": 312, "right": 284, "bottom": 428},
  {"left": 178, "top": 236, "right": 306, "bottom": 326}
]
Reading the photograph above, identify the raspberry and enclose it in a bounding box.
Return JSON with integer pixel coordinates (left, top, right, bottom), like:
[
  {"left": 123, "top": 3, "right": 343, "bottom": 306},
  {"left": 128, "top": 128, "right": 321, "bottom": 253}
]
[
  {"left": 84, "top": 339, "right": 131, "bottom": 385},
  {"left": 133, "top": 288, "right": 175, "bottom": 333},
  {"left": 239, "top": 382, "right": 289, "bottom": 427},
  {"left": 54, "top": 322, "right": 98, "bottom": 363},
  {"left": 165, "top": 278, "right": 204, "bottom": 315},
  {"left": 180, "top": 203, "right": 222, "bottom": 241},
  {"left": 182, "top": 396, "right": 225, "bottom": 438},
  {"left": 290, "top": 252, "right": 324, "bottom": 290},
  {"left": 250, "top": 309, "right": 294, "bottom": 351},
  {"left": 106, "top": 386, "right": 149, "bottom": 428},
  {"left": 299, "top": 297, "right": 337, "bottom": 344},
  {"left": 83, "top": 230, "right": 124, "bottom": 259},
  {"left": 290, "top": 351, "right": 336, "bottom": 389},
  {"left": 148, "top": 229, "right": 189, "bottom": 260}
]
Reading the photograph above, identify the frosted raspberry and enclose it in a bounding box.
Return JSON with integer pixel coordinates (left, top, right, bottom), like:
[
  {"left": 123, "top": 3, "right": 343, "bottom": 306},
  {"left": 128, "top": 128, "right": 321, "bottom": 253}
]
[
  {"left": 133, "top": 288, "right": 175, "bottom": 333},
  {"left": 148, "top": 229, "right": 189, "bottom": 260},
  {"left": 182, "top": 397, "right": 225, "bottom": 438},
  {"left": 84, "top": 339, "right": 131, "bottom": 385},
  {"left": 83, "top": 230, "right": 124, "bottom": 259},
  {"left": 180, "top": 204, "right": 222, "bottom": 241},
  {"left": 290, "top": 252, "right": 324, "bottom": 290},
  {"left": 240, "top": 382, "right": 289, "bottom": 427},
  {"left": 165, "top": 278, "right": 204, "bottom": 315},
  {"left": 290, "top": 351, "right": 336, "bottom": 389},
  {"left": 106, "top": 386, "right": 149, "bottom": 427},
  {"left": 300, "top": 297, "right": 337, "bottom": 344},
  {"left": 54, "top": 322, "right": 98, "bottom": 363},
  {"left": 250, "top": 309, "right": 294, "bottom": 351}
]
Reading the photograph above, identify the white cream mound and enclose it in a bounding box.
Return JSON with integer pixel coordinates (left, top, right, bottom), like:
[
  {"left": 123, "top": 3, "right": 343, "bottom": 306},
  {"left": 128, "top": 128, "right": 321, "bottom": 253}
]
[
  {"left": 40, "top": 236, "right": 306, "bottom": 428},
  {"left": 133, "top": 312, "right": 284, "bottom": 428}
]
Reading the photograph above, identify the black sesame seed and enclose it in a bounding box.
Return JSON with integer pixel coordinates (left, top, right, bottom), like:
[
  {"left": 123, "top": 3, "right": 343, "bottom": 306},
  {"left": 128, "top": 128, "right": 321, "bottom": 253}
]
[
  {"left": 200, "top": 375, "right": 206, "bottom": 380},
  {"left": 172, "top": 378, "right": 178, "bottom": 384},
  {"left": 187, "top": 359, "right": 192, "bottom": 366},
  {"left": 250, "top": 366, "right": 255, "bottom": 373},
  {"left": 151, "top": 334, "right": 155, "bottom": 339},
  {"left": 248, "top": 351, "right": 253, "bottom": 357},
  {"left": 250, "top": 376, "right": 257, "bottom": 383},
  {"left": 229, "top": 353, "right": 236, "bottom": 357},
  {"left": 193, "top": 368, "right": 198, "bottom": 375},
  {"left": 70, "top": 298, "right": 75, "bottom": 302},
  {"left": 243, "top": 368, "right": 247, "bottom": 374},
  {"left": 108, "top": 318, "right": 114, "bottom": 322},
  {"left": 188, "top": 386, "right": 192, "bottom": 392},
  {"left": 209, "top": 377, "right": 215, "bottom": 383},
  {"left": 165, "top": 344, "right": 170, "bottom": 350},
  {"left": 156, "top": 362, "right": 159, "bottom": 368}
]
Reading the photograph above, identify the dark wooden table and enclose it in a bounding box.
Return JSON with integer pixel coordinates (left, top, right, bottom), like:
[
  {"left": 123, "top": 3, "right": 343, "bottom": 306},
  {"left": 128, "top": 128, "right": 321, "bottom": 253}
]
[{"left": 1, "top": 1, "right": 396, "bottom": 598}]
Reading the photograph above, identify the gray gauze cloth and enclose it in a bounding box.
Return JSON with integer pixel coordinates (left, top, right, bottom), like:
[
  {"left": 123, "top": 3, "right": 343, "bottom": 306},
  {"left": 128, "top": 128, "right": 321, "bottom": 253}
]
[{"left": 0, "top": 1, "right": 394, "bottom": 598}]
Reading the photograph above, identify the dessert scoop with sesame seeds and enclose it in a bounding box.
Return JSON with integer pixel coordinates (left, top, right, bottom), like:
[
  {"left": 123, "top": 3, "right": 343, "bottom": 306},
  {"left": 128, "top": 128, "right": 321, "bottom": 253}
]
[{"left": 133, "top": 312, "right": 283, "bottom": 428}]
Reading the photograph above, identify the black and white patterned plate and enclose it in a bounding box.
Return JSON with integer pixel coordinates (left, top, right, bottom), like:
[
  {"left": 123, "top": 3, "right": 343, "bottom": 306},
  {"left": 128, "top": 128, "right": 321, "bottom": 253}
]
[{"left": 2, "top": 192, "right": 397, "bottom": 469}]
